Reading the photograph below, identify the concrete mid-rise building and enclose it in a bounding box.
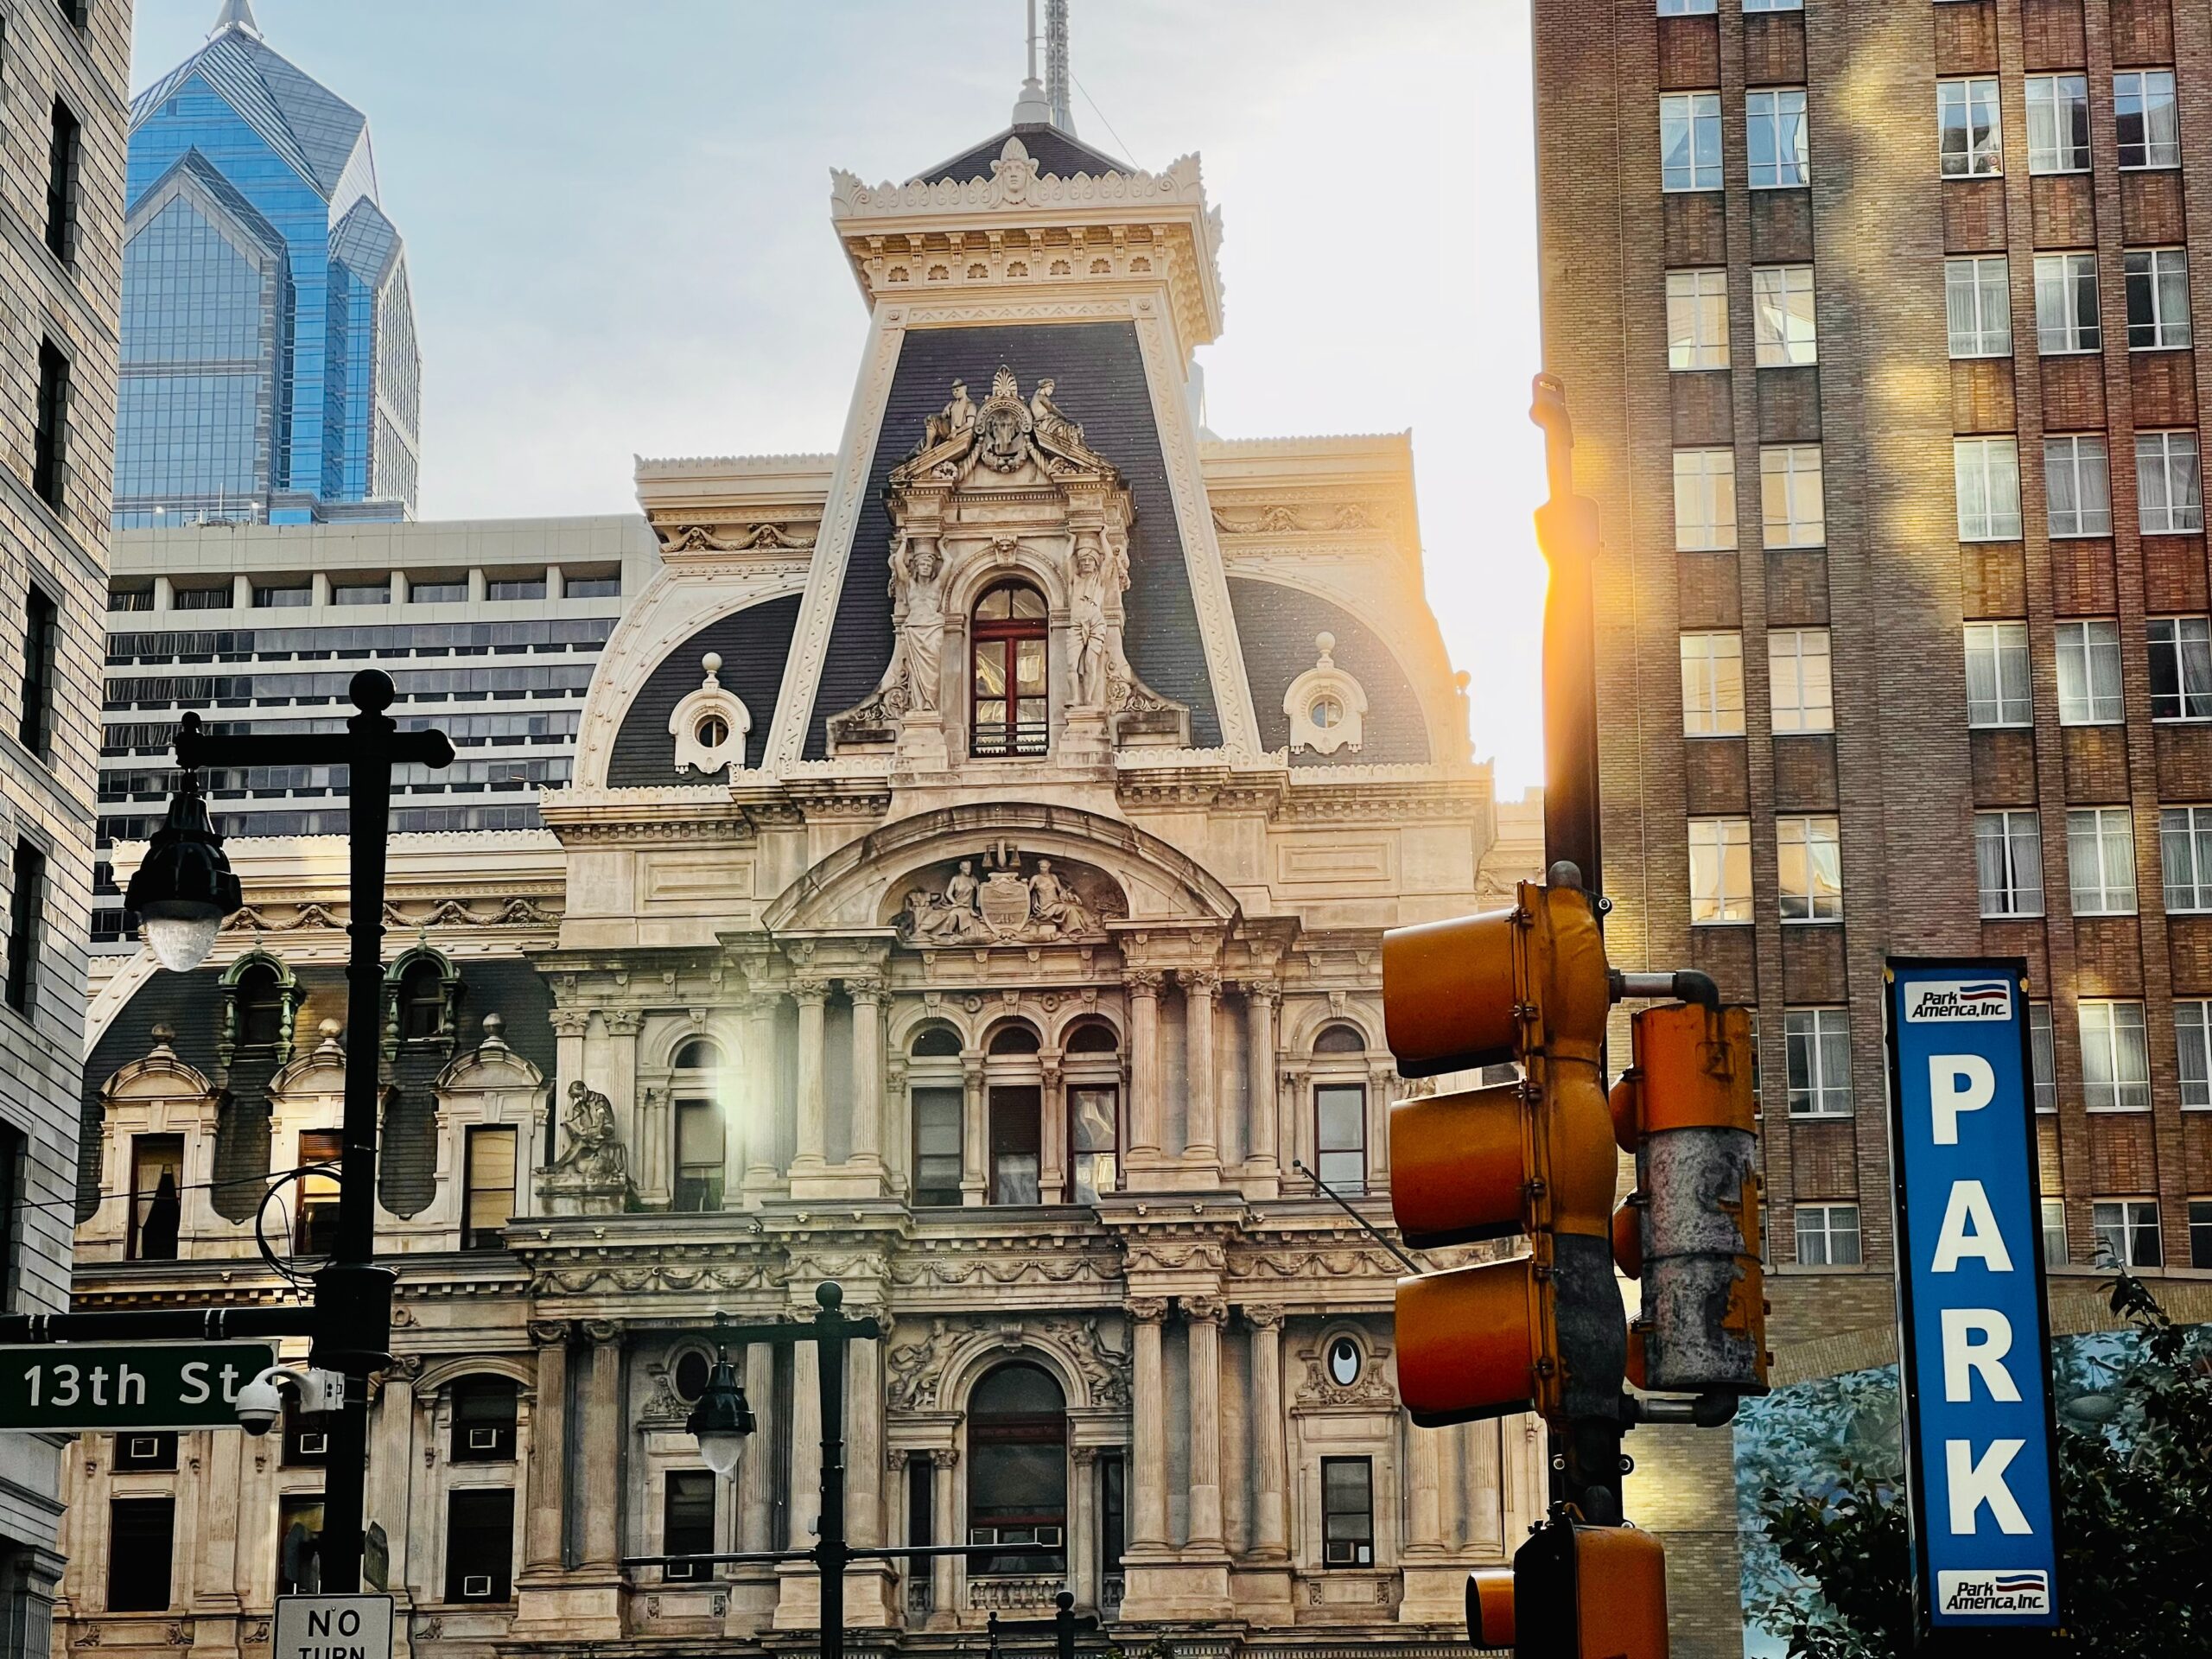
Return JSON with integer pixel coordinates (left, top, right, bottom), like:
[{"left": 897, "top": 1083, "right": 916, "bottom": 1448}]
[{"left": 1535, "top": 1, "right": 2212, "bottom": 1649}]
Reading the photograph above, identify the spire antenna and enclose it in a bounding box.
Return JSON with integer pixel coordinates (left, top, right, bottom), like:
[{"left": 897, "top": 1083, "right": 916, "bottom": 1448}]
[
  {"left": 1011, "top": 0, "right": 1051, "bottom": 126},
  {"left": 209, "top": 0, "right": 262, "bottom": 40},
  {"left": 1046, "top": 0, "right": 1075, "bottom": 134},
  {"left": 1027, "top": 0, "right": 1038, "bottom": 83}
]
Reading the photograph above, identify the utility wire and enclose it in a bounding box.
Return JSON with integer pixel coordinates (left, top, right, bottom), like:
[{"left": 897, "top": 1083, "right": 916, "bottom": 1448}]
[
  {"left": 23, "top": 1164, "right": 338, "bottom": 1219},
  {"left": 1071, "top": 73, "right": 1138, "bottom": 170}
]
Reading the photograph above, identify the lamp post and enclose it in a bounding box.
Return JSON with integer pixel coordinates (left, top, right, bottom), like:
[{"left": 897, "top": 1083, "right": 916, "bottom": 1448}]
[{"left": 124, "top": 669, "right": 453, "bottom": 1591}]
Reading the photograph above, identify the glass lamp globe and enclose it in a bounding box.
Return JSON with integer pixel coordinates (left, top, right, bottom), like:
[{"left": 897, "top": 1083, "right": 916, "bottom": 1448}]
[
  {"left": 685, "top": 1351, "right": 755, "bottom": 1478},
  {"left": 124, "top": 775, "right": 240, "bottom": 974}
]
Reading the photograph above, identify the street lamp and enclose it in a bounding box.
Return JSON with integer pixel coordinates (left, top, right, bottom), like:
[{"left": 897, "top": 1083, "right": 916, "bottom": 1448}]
[
  {"left": 685, "top": 1327, "right": 756, "bottom": 1478},
  {"left": 123, "top": 747, "right": 239, "bottom": 971}
]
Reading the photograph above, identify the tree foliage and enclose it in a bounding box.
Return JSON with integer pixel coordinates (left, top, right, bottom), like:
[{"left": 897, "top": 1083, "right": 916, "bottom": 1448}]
[{"left": 1753, "top": 1274, "right": 2212, "bottom": 1658}]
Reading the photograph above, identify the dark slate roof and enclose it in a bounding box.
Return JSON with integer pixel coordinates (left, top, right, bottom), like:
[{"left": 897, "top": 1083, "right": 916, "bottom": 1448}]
[
  {"left": 1227, "top": 576, "right": 1434, "bottom": 767},
  {"left": 79, "top": 957, "right": 555, "bottom": 1228},
  {"left": 609, "top": 593, "right": 804, "bottom": 785},
  {"left": 915, "top": 123, "right": 1131, "bottom": 185},
  {"left": 133, "top": 29, "right": 372, "bottom": 203},
  {"left": 804, "top": 321, "right": 1219, "bottom": 755}
]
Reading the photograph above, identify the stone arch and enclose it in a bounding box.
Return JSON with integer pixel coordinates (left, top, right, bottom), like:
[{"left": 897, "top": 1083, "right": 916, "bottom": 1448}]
[
  {"left": 1281, "top": 997, "right": 1382, "bottom": 1056},
  {"left": 889, "top": 1002, "right": 972, "bottom": 1053},
  {"left": 416, "top": 1353, "right": 536, "bottom": 1402},
  {"left": 982, "top": 1016, "right": 1045, "bottom": 1054},
  {"left": 1047, "top": 1008, "right": 1123, "bottom": 1052},
  {"left": 643, "top": 1015, "right": 747, "bottom": 1077},
  {"left": 936, "top": 1324, "right": 1094, "bottom": 1416},
  {"left": 943, "top": 545, "right": 1070, "bottom": 625}
]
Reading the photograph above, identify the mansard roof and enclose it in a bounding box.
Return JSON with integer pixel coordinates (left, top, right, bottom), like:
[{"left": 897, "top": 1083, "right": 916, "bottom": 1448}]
[
  {"left": 1227, "top": 575, "right": 1437, "bottom": 767},
  {"left": 133, "top": 19, "right": 374, "bottom": 204},
  {"left": 914, "top": 122, "right": 1131, "bottom": 186},
  {"left": 608, "top": 593, "right": 802, "bottom": 787}
]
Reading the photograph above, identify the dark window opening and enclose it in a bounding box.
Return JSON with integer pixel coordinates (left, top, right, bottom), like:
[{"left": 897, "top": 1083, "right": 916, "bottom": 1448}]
[
  {"left": 1321, "top": 1457, "right": 1374, "bottom": 1567},
  {"left": 44, "top": 99, "right": 78, "bottom": 263},
  {"left": 128, "top": 1134, "right": 183, "bottom": 1262},
  {"left": 673, "top": 1101, "right": 724, "bottom": 1211},
  {"left": 988, "top": 1024, "right": 1041, "bottom": 1055},
  {"left": 294, "top": 1128, "right": 341, "bottom": 1257},
  {"left": 443, "top": 1487, "right": 512, "bottom": 1603},
  {"left": 989, "top": 1087, "right": 1040, "bottom": 1205},
  {"left": 4, "top": 841, "right": 43, "bottom": 1015},
  {"left": 912, "top": 1085, "right": 963, "bottom": 1206},
  {"left": 32, "top": 340, "right": 66, "bottom": 510},
  {"left": 910, "top": 1025, "right": 961, "bottom": 1058},
  {"left": 461, "top": 1126, "right": 515, "bottom": 1250},
  {"left": 1099, "top": 1452, "right": 1125, "bottom": 1578},
  {"left": 2191, "top": 1199, "right": 2212, "bottom": 1269},
  {"left": 449, "top": 1376, "right": 518, "bottom": 1462},
  {"left": 19, "top": 586, "right": 56, "bottom": 758},
  {"left": 1068, "top": 1084, "right": 1117, "bottom": 1204},
  {"left": 907, "top": 1453, "right": 932, "bottom": 1548},
  {"left": 1315, "top": 1084, "right": 1367, "bottom": 1196},
  {"left": 234, "top": 962, "right": 284, "bottom": 1049},
  {"left": 671, "top": 1350, "right": 710, "bottom": 1403},
  {"left": 970, "top": 582, "right": 1048, "bottom": 756},
  {"left": 966, "top": 1363, "right": 1067, "bottom": 1577},
  {"left": 106, "top": 1498, "right": 174, "bottom": 1611},
  {"left": 1313, "top": 1023, "right": 1366, "bottom": 1055},
  {"left": 397, "top": 959, "right": 444, "bottom": 1041},
  {"left": 0, "top": 1122, "right": 22, "bottom": 1308},
  {"left": 662, "top": 1471, "right": 715, "bottom": 1581},
  {"left": 673, "top": 1038, "right": 720, "bottom": 1071},
  {"left": 1065, "top": 1021, "right": 1117, "bottom": 1053}
]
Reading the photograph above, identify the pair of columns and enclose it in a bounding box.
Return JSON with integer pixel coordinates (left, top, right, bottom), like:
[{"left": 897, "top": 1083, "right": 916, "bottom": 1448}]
[
  {"left": 1124, "top": 1297, "right": 1290, "bottom": 1560},
  {"left": 791, "top": 978, "right": 886, "bottom": 1186},
  {"left": 1125, "top": 975, "right": 1282, "bottom": 1181}
]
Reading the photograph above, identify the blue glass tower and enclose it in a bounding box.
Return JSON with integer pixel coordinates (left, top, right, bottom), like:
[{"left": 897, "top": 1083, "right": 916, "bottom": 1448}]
[{"left": 115, "top": 0, "right": 420, "bottom": 527}]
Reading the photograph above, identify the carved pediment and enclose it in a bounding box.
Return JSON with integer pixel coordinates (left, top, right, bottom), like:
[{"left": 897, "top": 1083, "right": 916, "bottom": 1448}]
[{"left": 887, "top": 843, "right": 1125, "bottom": 947}]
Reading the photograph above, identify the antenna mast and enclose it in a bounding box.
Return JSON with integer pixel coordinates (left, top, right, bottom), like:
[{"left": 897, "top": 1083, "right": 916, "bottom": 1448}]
[{"left": 1046, "top": 0, "right": 1075, "bottom": 132}]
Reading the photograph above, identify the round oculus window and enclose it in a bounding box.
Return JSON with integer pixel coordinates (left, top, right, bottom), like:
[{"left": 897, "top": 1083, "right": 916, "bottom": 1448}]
[
  {"left": 1326, "top": 1336, "right": 1361, "bottom": 1387},
  {"left": 696, "top": 714, "right": 731, "bottom": 749},
  {"left": 1310, "top": 694, "right": 1344, "bottom": 730},
  {"left": 672, "top": 1349, "right": 712, "bottom": 1403}
]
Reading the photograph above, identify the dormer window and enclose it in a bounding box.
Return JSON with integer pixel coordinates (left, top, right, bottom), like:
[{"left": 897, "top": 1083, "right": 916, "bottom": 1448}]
[
  {"left": 972, "top": 582, "right": 1049, "bottom": 757},
  {"left": 1285, "top": 632, "right": 1368, "bottom": 755},
  {"left": 235, "top": 963, "right": 284, "bottom": 1050},
  {"left": 398, "top": 958, "right": 444, "bottom": 1043}
]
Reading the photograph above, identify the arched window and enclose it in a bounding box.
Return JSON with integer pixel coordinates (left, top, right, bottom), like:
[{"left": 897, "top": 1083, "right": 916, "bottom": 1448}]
[
  {"left": 398, "top": 958, "right": 445, "bottom": 1043},
  {"left": 1063, "top": 1022, "right": 1121, "bottom": 1204},
  {"left": 986, "top": 1022, "right": 1044, "bottom": 1203},
  {"left": 1314, "top": 1023, "right": 1367, "bottom": 1055},
  {"left": 971, "top": 582, "right": 1049, "bottom": 757},
  {"left": 235, "top": 962, "right": 284, "bottom": 1050},
  {"left": 910, "top": 1025, "right": 965, "bottom": 1205},
  {"left": 1313, "top": 1023, "right": 1370, "bottom": 1196},
  {"left": 967, "top": 1363, "right": 1067, "bottom": 1578},
  {"left": 672, "top": 1040, "right": 724, "bottom": 1212}
]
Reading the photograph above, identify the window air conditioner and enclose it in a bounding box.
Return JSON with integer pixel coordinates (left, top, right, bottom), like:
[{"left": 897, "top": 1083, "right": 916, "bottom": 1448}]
[
  {"left": 462, "top": 1574, "right": 493, "bottom": 1599},
  {"left": 666, "top": 1560, "right": 698, "bottom": 1581},
  {"left": 126, "top": 1437, "right": 160, "bottom": 1459},
  {"left": 1324, "top": 1540, "right": 1357, "bottom": 1566},
  {"left": 467, "top": 1427, "right": 499, "bottom": 1450},
  {"left": 1034, "top": 1526, "right": 1063, "bottom": 1548},
  {"left": 298, "top": 1433, "right": 328, "bottom": 1456}
]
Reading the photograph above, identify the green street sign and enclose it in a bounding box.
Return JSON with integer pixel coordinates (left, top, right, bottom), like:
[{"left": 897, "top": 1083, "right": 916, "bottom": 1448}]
[{"left": 0, "top": 1342, "right": 276, "bottom": 1432}]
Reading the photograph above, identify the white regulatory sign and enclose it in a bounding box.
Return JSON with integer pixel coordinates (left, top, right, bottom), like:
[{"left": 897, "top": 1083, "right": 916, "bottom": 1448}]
[{"left": 272, "top": 1594, "right": 392, "bottom": 1659}]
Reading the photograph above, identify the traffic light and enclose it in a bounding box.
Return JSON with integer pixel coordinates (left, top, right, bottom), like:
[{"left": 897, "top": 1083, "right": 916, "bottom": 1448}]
[
  {"left": 1478, "top": 1519, "right": 1669, "bottom": 1659},
  {"left": 1609, "top": 1003, "right": 1770, "bottom": 1395},
  {"left": 1383, "top": 876, "right": 1623, "bottom": 1427}
]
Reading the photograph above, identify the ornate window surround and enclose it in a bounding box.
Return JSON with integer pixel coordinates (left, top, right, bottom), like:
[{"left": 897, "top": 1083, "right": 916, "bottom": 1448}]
[
  {"left": 1283, "top": 632, "right": 1368, "bottom": 755},
  {"left": 669, "top": 652, "right": 753, "bottom": 776}
]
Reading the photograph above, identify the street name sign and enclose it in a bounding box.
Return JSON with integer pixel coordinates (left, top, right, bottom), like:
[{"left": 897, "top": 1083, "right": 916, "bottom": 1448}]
[
  {"left": 0, "top": 1341, "right": 275, "bottom": 1432},
  {"left": 1884, "top": 960, "right": 2063, "bottom": 1640},
  {"left": 273, "top": 1594, "right": 392, "bottom": 1659}
]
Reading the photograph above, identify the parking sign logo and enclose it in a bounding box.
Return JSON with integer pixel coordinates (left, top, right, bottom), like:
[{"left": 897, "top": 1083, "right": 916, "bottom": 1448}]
[
  {"left": 1937, "top": 1569, "right": 2050, "bottom": 1616},
  {"left": 1904, "top": 980, "right": 2012, "bottom": 1022}
]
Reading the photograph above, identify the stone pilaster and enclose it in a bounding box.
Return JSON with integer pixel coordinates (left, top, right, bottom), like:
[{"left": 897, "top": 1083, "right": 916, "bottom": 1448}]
[
  {"left": 1243, "top": 982, "right": 1281, "bottom": 1195},
  {"left": 1125, "top": 972, "right": 1163, "bottom": 1168}
]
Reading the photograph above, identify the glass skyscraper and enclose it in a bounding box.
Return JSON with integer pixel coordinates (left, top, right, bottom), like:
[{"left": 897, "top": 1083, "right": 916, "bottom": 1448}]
[{"left": 115, "top": 0, "right": 421, "bottom": 528}]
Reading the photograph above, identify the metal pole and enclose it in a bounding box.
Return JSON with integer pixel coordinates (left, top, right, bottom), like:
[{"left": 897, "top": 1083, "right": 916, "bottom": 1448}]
[
  {"left": 1530, "top": 372, "right": 1604, "bottom": 901},
  {"left": 816, "top": 1285, "right": 849, "bottom": 1659}
]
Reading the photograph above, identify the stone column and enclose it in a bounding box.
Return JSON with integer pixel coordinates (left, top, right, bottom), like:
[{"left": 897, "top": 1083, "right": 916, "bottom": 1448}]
[
  {"left": 1125, "top": 973, "right": 1163, "bottom": 1164},
  {"left": 849, "top": 976, "right": 887, "bottom": 1177},
  {"left": 193, "top": 1424, "right": 245, "bottom": 1618},
  {"left": 743, "top": 995, "right": 780, "bottom": 1194},
  {"left": 1244, "top": 983, "right": 1281, "bottom": 1189},
  {"left": 886, "top": 1055, "right": 911, "bottom": 1198},
  {"left": 1127, "top": 1299, "right": 1169, "bottom": 1549},
  {"left": 1184, "top": 1296, "right": 1226, "bottom": 1551},
  {"left": 551, "top": 1009, "right": 589, "bottom": 1125},
  {"left": 790, "top": 1338, "right": 822, "bottom": 1548},
  {"left": 1069, "top": 1445, "right": 1098, "bottom": 1611},
  {"left": 605, "top": 1009, "right": 645, "bottom": 1194},
  {"left": 1404, "top": 1408, "right": 1445, "bottom": 1551},
  {"left": 728, "top": 1342, "right": 779, "bottom": 1633},
  {"left": 848, "top": 1320, "right": 884, "bottom": 1548},
  {"left": 369, "top": 1367, "right": 417, "bottom": 1611},
  {"left": 929, "top": 1448, "right": 960, "bottom": 1622},
  {"left": 1039, "top": 1052, "right": 1065, "bottom": 1201},
  {"left": 961, "top": 1051, "right": 988, "bottom": 1205},
  {"left": 1368, "top": 1059, "right": 1396, "bottom": 1195},
  {"left": 582, "top": 1322, "right": 624, "bottom": 1570},
  {"left": 793, "top": 981, "right": 830, "bottom": 1173},
  {"left": 1184, "top": 973, "right": 1220, "bottom": 1170},
  {"left": 1245, "top": 1305, "right": 1290, "bottom": 1559},
  {"left": 521, "top": 1323, "right": 569, "bottom": 1576}
]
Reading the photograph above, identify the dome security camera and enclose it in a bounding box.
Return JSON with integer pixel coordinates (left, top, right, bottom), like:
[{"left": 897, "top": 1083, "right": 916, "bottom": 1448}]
[{"left": 235, "top": 1371, "right": 286, "bottom": 1436}]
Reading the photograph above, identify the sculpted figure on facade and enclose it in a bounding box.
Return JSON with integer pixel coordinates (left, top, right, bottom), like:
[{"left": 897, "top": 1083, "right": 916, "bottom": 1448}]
[
  {"left": 538, "top": 1079, "right": 629, "bottom": 1214},
  {"left": 894, "top": 849, "right": 1116, "bottom": 946},
  {"left": 916, "top": 379, "right": 976, "bottom": 454}
]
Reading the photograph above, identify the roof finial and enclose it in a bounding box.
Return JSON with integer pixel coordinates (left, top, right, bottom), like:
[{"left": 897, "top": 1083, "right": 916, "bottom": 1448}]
[
  {"left": 209, "top": 0, "right": 262, "bottom": 41},
  {"left": 1046, "top": 0, "right": 1075, "bottom": 134},
  {"left": 1012, "top": 0, "right": 1051, "bottom": 127}
]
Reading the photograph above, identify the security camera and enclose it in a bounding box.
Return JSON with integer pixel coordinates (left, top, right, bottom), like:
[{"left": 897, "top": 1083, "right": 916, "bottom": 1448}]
[{"left": 235, "top": 1371, "right": 285, "bottom": 1436}]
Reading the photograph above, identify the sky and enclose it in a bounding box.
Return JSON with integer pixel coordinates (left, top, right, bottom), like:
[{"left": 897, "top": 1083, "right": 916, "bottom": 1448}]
[{"left": 130, "top": 0, "right": 1550, "bottom": 791}]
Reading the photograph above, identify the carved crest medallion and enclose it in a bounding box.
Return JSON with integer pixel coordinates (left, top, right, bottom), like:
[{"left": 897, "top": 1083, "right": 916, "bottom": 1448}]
[{"left": 978, "top": 868, "right": 1034, "bottom": 936}]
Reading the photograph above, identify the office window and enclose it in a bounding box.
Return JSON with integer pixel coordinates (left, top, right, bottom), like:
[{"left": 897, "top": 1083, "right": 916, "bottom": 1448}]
[
  {"left": 106, "top": 1498, "right": 174, "bottom": 1611},
  {"left": 45, "top": 99, "right": 78, "bottom": 263},
  {"left": 1674, "top": 448, "right": 1737, "bottom": 550},
  {"left": 2093, "top": 1198, "right": 2161, "bottom": 1267},
  {"left": 1955, "top": 438, "right": 2022, "bottom": 539},
  {"left": 276, "top": 1496, "right": 324, "bottom": 1595},
  {"left": 1751, "top": 264, "right": 1817, "bottom": 365},
  {"left": 2139, "top": 432, "right": 2203, "bottom": 532},
  {"left": 1761, "top": 445, "right": 1826, "bottom": 546},
  {"left": 2194, "top": 1202, "right": 2212, "bottom": 1268},
  {"left": 1975, "top": 810, "right": 2045, "bottom": 918},
  {"left": 1795, "top": 1203, "right": 1862, "bottom": 1267},
  {"left": 295, "top": 1128, "right": 341, "bottom": 1257},
  {"left": 461, "top": 1126, "right": 516, "bottom": 1250},
  {"left": 1656, "top": 0, "right": 1716, "bottom": 10},
  {"left": 1315, "top": 1084, "right": 1366, "bottom": 1195},
  {"left": 329, "top": 582, "right": 389, "bottom": 607},
  {"left": 33, "top": 340, "right": 67, "bottom": 511},
  {"left": 912, "top": 1084, "right": 963, "bottom": 1206},
  {"left": 2126, "top": 250, "right": 2192, "bottom": 350},
  {"left": 1769, "top": 629, "right": 1833, "bottom": 733},
  {"left": 410, "top": 577, "right": 467, "bottom": 604},
  {"left": 1661, "top": 93, "right": 1723, "bottom": 191},
  {"left": 2080, "top": 1001, "right": 2152, "bottom": 1111},
  {"left": 2178, "top": 1001, "right": 2212, "bottom": 1109},
  {"left": 449, "top": 1376, "right": 518, "bottom": 1462},
  {"left": 2150, "top": 617, "right": 2212, "bottom": 719},
  {"left": 2025, "top": 73, "right": 2090, "bottom": 173},
  {"left": 128, "top": 1134, "right": 183, "bottom": 1262},
  {"left": 1947, "top": 256, "right": 2012, "bottom": 357},
  {"left": 252, "top": 582, "right": 311, "bottom": 608},
  {"left": 1680, "top": 632, "right": 1745, "bottom": 737},
  {"left": 2068, "top": 809, "right": 2138, "bottom": 915},
  {"left": 174, "top": 583, "right": 232, "bottom": 611},
  {"left": 1939, "top": 78, "right": 2002, "bottom": 176},
  {"left": 486, "top": 576, "right": 546, "bottom": 601},
  {"left": 1320, "top": 1459, "right": 1375, "bottom": 1567},
  {"left": 2045, "top": 435, "right": 2112, "bottom": 537},
  {"left": 673, "top": 1102, "right": 723, "bottom": 1212},
  {"left": 2033, "top": 252, "right": 2101, "bottom": 353},
  {"left": 1688, "top": 817, "right": 1753, "bottom": 924},
  {"left": 564, "top": 572, "right": 621, "bottom": 598},
  {"left": 2055, "top": 620, "right": 2124, "bottom": 725},
  {"left": 1747, "top": 89, "right": 1809, "bottom": 188},
  {"left": 18, "top": 586, "right": 55, "bottom": 758},
  {"left": 1744, "top": 0, "right": 1800, "bottom": 7},
  {"left": 2030, "top": 1001, "right": 2057, "bottom": 1113},
  {"left": 2165, "top": 808, "right": 2212, "bottom": 912},
  {"left": 1777, "top": 815, "right": 1842, "bottom": 922},
  {"left": 2042, "top": 1198, "right": 2069, "bottom": 1267},
  {"left": 1784, "top": 1007, "right": 1853, "bottom": 1118},
  {"left": 662, "top": 1469, "right": 716, "bottom": 1581},
  {"left": 443, "top": 1488, "right": 513, "bottom": 1603},
  {"left": 2116, "top": 70, "right": 2181, "bottom": 168},
  {"left": 1667, "top": 270, "right": 1729, "bottom": 370},
  {"left": 4, "top": 842, "right": 42, "bottom": 1016}
]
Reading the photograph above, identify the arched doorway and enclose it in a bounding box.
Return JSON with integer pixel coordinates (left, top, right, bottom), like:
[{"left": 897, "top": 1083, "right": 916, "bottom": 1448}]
[{"left": 966, "top": 1363, "right": 1068, "bottom": 1580}]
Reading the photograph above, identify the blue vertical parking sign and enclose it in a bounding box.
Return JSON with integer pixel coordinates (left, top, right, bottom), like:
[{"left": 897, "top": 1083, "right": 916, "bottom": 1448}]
[{"left": 1885, "top": 960, "right": 2063, "bottom": 1640}]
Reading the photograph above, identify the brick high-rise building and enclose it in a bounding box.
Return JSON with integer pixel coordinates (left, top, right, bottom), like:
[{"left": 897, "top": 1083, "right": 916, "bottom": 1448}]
[{"left": 1536, "top": 0, "right": 2212, "bottom": 1649}]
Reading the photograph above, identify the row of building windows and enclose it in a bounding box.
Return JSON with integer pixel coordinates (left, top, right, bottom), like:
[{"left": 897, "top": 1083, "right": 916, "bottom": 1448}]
[
  {"left": 1788, "top": 1196, "right": 2212, "bottom": 1274},
  {"left": 104, "top": 664, "right": 600, "bottom": 709},
  {"left": 107, "top": 571, "right": 621, "bottom": 613},
  {"left": 1965, "top": 615, "right": 2212, "bottom": 728},
  {"left": 106, "top": 617, "right": 618, "bottom": 663},
  {"left": 100, "top": 709, "right": 585, "bottom": 759},
  {"left": 1679, "top": 628, "right": 1831, "bottom": 734}
]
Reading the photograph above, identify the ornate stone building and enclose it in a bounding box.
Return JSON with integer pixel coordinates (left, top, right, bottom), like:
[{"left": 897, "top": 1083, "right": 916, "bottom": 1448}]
[{"left": 61, "top": 81, "right": 1529, "bottom": 1659}]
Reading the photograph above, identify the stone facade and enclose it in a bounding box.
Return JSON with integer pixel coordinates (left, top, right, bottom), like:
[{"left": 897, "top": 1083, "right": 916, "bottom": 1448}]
[{"left": 60, "top": 102, "right": 1533, "bottom": 1659}]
